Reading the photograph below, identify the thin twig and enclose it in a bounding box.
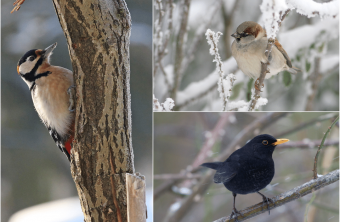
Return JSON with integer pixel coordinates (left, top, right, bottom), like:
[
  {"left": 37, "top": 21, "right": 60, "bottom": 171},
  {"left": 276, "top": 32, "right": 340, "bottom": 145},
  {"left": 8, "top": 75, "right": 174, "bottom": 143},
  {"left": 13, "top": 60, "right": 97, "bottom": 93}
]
[
  {"left": 171, "top": 0, "right": 191, "bottom": 101},
  {"left": 305, "top": 57, "right": 321, "bottom": 111},
  {"left": 313, "top": 115, "right": 339, "bottom": 179},
  {"left": 277, "top": 139, "right": 339, "bottom": 149},
  {"left": 214, "top": 169, "right": 339, "bottom": 222},
  {"left": 248, "top": 9, "right": 291, "bottom": 111},
  {"left": 274, "top": 113, "right": 338, "bottom": 138},
  {"left": 180, "top": 1, "right": 222, "bottom": 76},
  {"left": 154, "top": 173, "right": 202, "bottom": 180}
]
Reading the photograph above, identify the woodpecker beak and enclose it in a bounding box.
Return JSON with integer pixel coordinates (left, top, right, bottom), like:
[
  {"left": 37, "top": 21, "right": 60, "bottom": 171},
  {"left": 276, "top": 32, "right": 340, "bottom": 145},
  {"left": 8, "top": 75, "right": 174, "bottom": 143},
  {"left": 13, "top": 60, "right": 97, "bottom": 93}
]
[
  {"left": 272, "top": 139, "right": 289, "bottom": 146},
  {"left": 42, "top": 42, "right": 57, "bottom": 58}
]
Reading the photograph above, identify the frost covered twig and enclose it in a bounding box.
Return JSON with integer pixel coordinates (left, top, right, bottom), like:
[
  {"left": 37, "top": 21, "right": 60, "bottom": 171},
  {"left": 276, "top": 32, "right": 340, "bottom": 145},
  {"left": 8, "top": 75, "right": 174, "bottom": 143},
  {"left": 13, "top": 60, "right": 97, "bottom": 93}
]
[
  {"left": 313, "top": 115, "right": 339, "bottom": 179},
  {"left": 206, "top": 29, "right": 236, "bottom": 111},
  {"left": 248, "top": 1, "right": 291, "bottom": 111},
  {"left": 153, "top": 95, "right": 175, "bottom": 111},
  {"left": 286, "top": 0, "right": 339, "bottom": 19},
  {"left": 215, "top": 169, "right": 339, "bottom": 222}
]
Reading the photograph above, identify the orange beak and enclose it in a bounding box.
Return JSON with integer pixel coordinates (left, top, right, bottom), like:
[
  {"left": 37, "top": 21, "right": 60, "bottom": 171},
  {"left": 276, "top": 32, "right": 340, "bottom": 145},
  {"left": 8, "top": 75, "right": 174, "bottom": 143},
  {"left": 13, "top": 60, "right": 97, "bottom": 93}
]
[
  {"left": 272, "top": 139, "right": 289, "bottom": 146},
  {"left": 17, "top": 65, "right": 20, "bottom": 74}
]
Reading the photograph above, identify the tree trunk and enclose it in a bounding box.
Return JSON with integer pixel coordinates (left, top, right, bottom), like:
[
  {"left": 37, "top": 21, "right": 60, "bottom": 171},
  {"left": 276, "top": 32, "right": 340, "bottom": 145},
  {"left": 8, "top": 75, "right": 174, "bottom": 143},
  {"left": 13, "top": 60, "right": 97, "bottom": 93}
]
[{"left": 52, "top": 1, "right": 135, "bottom": 221}]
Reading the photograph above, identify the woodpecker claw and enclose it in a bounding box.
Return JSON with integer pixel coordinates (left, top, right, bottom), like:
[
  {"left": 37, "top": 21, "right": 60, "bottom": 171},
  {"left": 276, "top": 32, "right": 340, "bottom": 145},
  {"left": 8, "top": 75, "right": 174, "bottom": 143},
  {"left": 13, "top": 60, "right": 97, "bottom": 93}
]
[{"left": 67, "top": 85, "right": 76, "bottom": 112}]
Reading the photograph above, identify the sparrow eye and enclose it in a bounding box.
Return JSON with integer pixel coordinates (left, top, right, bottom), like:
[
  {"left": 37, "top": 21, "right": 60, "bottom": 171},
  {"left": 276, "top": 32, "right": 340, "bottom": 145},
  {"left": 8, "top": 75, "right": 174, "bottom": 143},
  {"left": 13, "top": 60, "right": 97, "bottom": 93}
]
[
  {"left": 262, "top": 140, "right": 268, "bottom": 145},
  {"left": 240, "top": 33, "right": 249, "bottom": 38}
]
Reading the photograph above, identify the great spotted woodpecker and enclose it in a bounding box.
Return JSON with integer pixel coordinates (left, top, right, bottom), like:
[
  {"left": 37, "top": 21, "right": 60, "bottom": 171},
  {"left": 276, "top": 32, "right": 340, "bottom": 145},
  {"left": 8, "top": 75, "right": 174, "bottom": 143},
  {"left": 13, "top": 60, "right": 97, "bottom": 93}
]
[{"left": 17, "top": 43, "right": 75, "bottom": 161}]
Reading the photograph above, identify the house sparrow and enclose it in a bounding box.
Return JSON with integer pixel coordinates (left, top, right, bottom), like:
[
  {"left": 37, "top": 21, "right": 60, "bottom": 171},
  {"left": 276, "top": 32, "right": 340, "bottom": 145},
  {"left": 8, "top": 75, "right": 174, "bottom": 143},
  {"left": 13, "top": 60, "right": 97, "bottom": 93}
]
[{"left": 231, "top": 21, "right": 299, "bottom": 90}]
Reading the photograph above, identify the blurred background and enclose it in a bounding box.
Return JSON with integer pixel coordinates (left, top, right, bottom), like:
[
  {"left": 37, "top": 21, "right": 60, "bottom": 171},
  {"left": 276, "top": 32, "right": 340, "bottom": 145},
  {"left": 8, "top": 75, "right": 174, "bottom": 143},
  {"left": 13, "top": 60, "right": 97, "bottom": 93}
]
[
  {"left": 154, "top": 0, "right": 339, "bottom": 111},
  {"left": 1, "top": 0, "right": 152, "bottom": 221},
  {"left": 154, "top": 112, "right": 339, "bottom": 222}
]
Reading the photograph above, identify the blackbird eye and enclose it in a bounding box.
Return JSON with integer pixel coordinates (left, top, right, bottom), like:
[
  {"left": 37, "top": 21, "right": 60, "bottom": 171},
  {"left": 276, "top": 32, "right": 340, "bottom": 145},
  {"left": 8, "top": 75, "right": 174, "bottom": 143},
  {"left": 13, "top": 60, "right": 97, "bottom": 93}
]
[{"left": 262, "top": 140, "right": 268, "bottom": 145}]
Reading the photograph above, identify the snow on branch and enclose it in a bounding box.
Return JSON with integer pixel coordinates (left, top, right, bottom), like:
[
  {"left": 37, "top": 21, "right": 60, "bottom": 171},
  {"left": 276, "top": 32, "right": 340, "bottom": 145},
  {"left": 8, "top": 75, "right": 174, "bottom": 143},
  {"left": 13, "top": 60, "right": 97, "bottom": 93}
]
[
  {"left": 249, "top": 0, "right": 290, "bottom": 111},
  {"left": 206, "top": 29, "right": 229, "bottom": 111},
  {"left": 286, "top": 0, "right": 339, "bottom": 19},
  {"left": 206, "top": 29, "right": 238, "bottom": 111},
  {"left": 176, "top": 58, "right": 237, "bottom": 108},
  {"left": 153, "top": 95, "right": 175, "bottom": 111}
]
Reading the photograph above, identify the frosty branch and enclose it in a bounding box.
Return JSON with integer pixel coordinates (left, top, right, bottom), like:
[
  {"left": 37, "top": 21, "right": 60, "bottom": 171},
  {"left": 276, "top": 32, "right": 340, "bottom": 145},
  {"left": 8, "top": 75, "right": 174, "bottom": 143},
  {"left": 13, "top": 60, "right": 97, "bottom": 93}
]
[{"left": 248, "top": 5, "right": 291, "bottom": 111}]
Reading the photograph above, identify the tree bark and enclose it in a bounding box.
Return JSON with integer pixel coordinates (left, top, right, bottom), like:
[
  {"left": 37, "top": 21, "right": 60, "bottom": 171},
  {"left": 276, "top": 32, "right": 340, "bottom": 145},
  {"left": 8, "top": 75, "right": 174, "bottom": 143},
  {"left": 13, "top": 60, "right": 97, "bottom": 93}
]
[{"left": 52, "top": 1, "right": 135, "bottom": 221}]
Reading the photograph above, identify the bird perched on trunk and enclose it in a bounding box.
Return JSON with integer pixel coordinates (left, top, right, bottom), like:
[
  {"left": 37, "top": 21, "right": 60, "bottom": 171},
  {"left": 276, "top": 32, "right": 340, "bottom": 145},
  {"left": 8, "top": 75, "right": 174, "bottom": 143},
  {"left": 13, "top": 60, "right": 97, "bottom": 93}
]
[
  {"left": 17, "top": 43, "right": 75, "bottom": 161},
  {"left": 201, "top": 134, "right": 289, "bottom": 220},
  {"left": 231, "top": 21, "right": 299, "bottom": 90}
]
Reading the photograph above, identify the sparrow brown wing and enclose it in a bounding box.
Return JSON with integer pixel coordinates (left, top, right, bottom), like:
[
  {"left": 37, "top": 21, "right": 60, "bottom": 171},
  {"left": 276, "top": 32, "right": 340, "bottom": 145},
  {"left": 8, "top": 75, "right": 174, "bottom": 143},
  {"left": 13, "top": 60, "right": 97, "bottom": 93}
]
[{"left": 274, "top": 38, "right": 292, "bottom": 68}]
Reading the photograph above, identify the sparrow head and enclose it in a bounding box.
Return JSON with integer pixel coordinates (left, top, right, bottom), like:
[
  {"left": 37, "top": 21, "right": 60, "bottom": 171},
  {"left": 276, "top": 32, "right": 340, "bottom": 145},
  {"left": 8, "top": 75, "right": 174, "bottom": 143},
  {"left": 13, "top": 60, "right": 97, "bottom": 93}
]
[
  {"left": 247, "top": 134, "right": 289, "bottom": 158},
  {"left": 17, "top": 42, "right": 57, "bottom": 75},
  {"left": 231, "top": 21, "right": 265, "bottom": 45}
]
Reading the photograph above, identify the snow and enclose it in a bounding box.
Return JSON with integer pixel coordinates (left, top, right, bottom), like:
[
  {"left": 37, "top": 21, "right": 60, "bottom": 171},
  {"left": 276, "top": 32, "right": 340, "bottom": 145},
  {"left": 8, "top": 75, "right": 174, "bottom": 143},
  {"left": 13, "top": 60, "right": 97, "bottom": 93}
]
[
  {"left": 320, "top": 55, "right": 339, "bottom": 73},
  {"left": 279, "top": 18, "right": 339, "bottom": 57},
  {"left": 206, "top": 29, "right": 229, "bottom": 111},
  {"left": 153, "top": 95, "right": 175, "bottom": 111},
  {"left": 260, "top": 0, "right": 289, "bottom": 39},
  {"left": 286, "top": 0, "right": 339, "bottom": 19},
  {"left": 176, "top": 58, "right": 237, "bottom": 106}
]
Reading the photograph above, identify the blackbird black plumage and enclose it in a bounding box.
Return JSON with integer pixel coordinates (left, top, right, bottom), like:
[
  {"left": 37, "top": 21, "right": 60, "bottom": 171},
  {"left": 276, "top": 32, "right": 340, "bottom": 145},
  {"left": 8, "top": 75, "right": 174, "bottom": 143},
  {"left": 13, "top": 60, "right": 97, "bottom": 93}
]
[{"left": 201, "top": 134, "right": 289, "bottom": 219}]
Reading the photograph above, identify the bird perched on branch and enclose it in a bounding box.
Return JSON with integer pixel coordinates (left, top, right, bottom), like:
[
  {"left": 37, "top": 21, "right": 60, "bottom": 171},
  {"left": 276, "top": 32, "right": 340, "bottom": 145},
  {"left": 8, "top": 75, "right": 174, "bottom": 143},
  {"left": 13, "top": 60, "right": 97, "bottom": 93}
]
[
  {"left": 17, "top": 43, "right": 75, "bottom": 161},
  {"left": 201, "top": 134, "right": 289, "bottom": 220},
  {"left": 231, "top": 21, "right": 299, "bottom": 90}
]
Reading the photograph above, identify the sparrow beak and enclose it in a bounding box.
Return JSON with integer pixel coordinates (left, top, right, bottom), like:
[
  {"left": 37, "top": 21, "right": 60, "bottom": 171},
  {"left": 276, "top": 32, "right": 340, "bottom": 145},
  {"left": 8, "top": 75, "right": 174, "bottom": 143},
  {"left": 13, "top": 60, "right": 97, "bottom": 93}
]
[
  {"left": 42, "top": 42, "right": 57, "bottom": 58},
  {"left": 231, "top": 32, "right": 238, "bottom": 38},
  {"left": 272, "top": 139, "right": 289, "bottom": 146}
]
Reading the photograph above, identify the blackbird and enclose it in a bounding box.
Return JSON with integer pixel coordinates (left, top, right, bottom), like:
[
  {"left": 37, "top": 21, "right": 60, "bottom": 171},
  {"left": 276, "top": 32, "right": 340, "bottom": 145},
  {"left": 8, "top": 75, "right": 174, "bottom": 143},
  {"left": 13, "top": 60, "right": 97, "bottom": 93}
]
[{"left": 201, "top": 134, "right": 289, "bottom": 219}]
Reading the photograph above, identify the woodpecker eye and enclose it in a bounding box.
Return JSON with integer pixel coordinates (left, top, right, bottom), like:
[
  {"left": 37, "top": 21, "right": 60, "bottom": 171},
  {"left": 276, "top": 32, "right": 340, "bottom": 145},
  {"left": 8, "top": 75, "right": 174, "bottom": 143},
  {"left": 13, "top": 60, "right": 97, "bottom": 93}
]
[
  {"left": 28, "top": 56, "right": 35, "bottom": 61},
  {"left": 262, "top": 140, "right": 268, "bottom": 145}
]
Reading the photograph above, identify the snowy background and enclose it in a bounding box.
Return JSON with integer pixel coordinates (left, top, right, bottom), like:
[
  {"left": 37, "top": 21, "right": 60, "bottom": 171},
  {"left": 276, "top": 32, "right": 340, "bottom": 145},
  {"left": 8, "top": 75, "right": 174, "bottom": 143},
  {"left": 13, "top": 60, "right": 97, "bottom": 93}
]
[
  {"left": 154, "top": 112, "right": 339, "bottom": 222},
  {"left": 1, "top": 0, "right": 152, "bottom": 221},
  {"left": 153, "top": 0, "right": 339, "bottom": 111}
]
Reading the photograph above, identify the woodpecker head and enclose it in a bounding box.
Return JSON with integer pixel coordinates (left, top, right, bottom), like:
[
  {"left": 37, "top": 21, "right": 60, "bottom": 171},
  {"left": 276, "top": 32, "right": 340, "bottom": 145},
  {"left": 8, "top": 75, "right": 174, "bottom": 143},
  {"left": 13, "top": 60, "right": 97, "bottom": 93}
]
[{"left": 17, "top": 42, "right": 57, "bottom": 76}]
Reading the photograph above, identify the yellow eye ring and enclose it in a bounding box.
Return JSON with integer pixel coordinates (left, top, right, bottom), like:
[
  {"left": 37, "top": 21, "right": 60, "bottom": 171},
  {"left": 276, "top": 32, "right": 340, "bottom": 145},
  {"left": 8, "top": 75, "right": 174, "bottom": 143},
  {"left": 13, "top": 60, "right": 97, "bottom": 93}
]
[{"left": 262, "top": 140, "right": 268, "bottom": 145}]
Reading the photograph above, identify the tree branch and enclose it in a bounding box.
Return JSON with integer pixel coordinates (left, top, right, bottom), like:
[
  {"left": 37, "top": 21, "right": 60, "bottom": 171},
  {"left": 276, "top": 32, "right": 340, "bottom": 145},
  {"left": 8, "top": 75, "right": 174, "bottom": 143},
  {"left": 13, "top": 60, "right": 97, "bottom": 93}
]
[
  {"left": 171, "top": 0, "right": 191, "bottom": 102},
  {"left": 214, "top": 169, "right": 339, "bottom": 222},
  {"left": 248, "top": 9, "right": 291, "bottom": 111}
]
